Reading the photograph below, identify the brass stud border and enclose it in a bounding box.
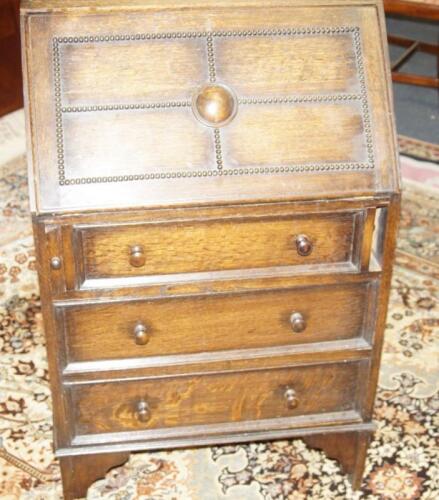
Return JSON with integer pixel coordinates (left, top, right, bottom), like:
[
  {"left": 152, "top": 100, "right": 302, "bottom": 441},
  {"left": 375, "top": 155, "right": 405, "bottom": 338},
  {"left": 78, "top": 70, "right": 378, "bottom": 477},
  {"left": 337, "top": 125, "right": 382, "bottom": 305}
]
[
  {"left": 206, "top": 33, "right": 217, "bottom": 83},
  {"left": 239, "top": 94, "right": 362, "bottom": 105},
  {"left": 353, "top": 29, "right": 374, "bottom": 166},
  {"left": 205, "top": 33, "right": 226, "bottom": 169},
  {"left": 52, "top": 26, "right": 374, "bottom": 186},
  {"left": 61, "top": 101, "right": 192, "bottom": 113},
  {"left": 213, "top": 128, "right": 223, "bottom": 170},
  {"left": 53, "top": 26, "right": 360, "bottom": 43}
]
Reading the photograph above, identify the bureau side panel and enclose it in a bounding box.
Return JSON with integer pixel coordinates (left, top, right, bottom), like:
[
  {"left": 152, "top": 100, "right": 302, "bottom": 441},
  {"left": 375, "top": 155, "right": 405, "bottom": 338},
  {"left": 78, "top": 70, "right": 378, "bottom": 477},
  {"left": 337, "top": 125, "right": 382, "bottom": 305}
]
[{"left": 31, "top": 220, "right": 73, "bottom": 448}]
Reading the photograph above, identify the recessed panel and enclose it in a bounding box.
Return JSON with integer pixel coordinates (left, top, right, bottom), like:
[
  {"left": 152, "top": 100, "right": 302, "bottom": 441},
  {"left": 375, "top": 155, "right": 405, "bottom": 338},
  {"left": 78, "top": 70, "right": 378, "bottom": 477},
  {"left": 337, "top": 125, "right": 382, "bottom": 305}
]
[
  {"left": 78, "top": 212, "right": 356, "bottom": 280},
  {"left": 62, "top": 109, "right": 213, "bottom": 178},
  {"left": 71, "top": 362, "right": 359, "bottom": 436},
  {"left": 222, "top": 102, "right": 367, "bottom": 168},
  {"left": 60, "top": 38, "right": 207, "bottom": 105},
  {"left": 62, "top": 283, "right": 369, "bottom": 364},
  {"left": 51, "top": 26, "right": 374, "bottom": 186},
  {"left": 216, "top": 34, "right": 359, "bottom": 96}
]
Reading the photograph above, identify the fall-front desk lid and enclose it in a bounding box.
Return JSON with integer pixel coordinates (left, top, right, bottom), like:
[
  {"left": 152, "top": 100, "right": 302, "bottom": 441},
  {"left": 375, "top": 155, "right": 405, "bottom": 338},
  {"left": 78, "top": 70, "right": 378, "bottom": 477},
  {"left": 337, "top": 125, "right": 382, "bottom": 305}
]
[{"left": 22, "top": 0, "right": 399, "bottom": 213}]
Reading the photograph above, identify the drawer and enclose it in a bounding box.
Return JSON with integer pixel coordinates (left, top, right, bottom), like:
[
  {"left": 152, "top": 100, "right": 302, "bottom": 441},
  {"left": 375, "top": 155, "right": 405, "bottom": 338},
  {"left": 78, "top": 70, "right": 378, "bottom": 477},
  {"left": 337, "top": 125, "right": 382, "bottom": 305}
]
[
  {"left": 75, "top": 211, "right": 361, "bottom": 284},
  {"left": 59, "top": 282, "right": 372, "bottom": 365},
  {"left": 70, "top": 361, "right": 360, "bottom": 438}
]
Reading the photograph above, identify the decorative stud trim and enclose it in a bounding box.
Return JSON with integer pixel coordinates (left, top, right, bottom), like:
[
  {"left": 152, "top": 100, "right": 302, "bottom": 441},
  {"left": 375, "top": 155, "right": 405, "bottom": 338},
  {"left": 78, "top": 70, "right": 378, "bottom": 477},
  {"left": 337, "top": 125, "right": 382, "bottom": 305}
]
[
  {"left": 239, "top": 94, "right": 362, "bottom": 105},
  {"left": 205, "top": 33, "right": 226, "bottom": 166},
  {"left": 214, "top": 129, "right": 223, "bottom": 170},
  {"left": 52, "top": 26, "right": 374, "bottom": 186},
  {"left": 52, "top": 26, "right": 359, "bottom": 44},
  {"left": 61, "top": 101, "right": 191, "bottom": 113},
  {"left": 353, "top": 29, "right": 374, "bottom": 166},
  {"left": 57, "top": 161, "right": 373, "bottom": 186},
  {"left": 206, "top": 34, "right": 217, "bottom": 83},
  {"left": 52, "top": 39, "right": 66, "bottom": 184}
]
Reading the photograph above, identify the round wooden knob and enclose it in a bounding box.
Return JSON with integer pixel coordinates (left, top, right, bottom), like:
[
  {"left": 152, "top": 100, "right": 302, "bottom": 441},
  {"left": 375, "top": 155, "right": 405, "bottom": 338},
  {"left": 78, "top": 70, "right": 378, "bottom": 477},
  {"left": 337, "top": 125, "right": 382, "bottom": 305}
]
[
  {"left": 134, "top": 323, "right": 149, "bottom": 346},
  {"left": 295, "top": 235, "right": 313, "bottom": 256},
  {"left": 50, "top": 256, "right": 62, "bottom": 270},
  {"left": 137, "top": 400, "right": 151, "bottom": 423},
  {"left": 192, "top": 83, "right": 238, "bottom": 127},
  {"left": 284, "top": 387, "right": 299, "bottom": 409},
  {"left": 290, "top": 312, "right": 306, "bottom": 333},
  {"left": 129, "top": 245, "right": 145, "bottom": 267}
]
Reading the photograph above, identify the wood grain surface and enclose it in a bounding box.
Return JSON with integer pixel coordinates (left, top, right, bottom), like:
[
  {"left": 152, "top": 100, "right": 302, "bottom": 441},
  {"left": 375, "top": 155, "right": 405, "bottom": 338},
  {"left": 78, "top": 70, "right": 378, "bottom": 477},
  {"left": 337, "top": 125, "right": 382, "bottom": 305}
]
[
  {"left": 79, "top": 212, "right": 356, "bottom": 279},
  {"left": 21, "top": 2, "right": 398, "bottom": 213},
  {"left": 21, "top": 1, "right": 401, "bottom": 497},
  {"left": 224, "top": 103, "right": 366, "bottom": 166},
  {"left": 71, "top": 361, "right": 360, "bottom": 435},
  {"left": 61, "top": 39, "right": 206, "bottom": 104},
  {"left": 216, "top": 34, "right": 359, "bottom": 95},
  {"left": 61, "top": 282, "right": 370, "bottom": 363}
]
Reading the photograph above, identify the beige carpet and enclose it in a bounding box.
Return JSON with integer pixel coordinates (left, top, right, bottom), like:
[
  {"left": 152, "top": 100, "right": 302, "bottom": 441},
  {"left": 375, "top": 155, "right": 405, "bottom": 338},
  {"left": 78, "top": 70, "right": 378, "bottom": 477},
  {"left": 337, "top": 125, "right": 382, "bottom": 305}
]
[{"left": 0, "top": 112, "right": 438, "bottom": 499}]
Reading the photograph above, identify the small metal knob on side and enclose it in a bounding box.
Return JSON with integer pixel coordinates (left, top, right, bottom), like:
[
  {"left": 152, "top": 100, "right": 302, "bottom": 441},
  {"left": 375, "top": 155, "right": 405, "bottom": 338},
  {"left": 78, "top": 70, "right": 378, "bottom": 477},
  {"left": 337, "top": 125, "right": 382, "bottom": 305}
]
[
  {"left": 295, "top": 235, "right": 313, "bottom": 256},
  {"left": 284, "top": 387, "right": 299, "bottom": 410},
  {"left": 50, "top": 257, "right": 62, "bottom": 270},
  {"left": 134, "top": 322, "right": 149, "bottom": 346},
  {"left": 136, "top": 400, "right": 151, "bottom": 423},
  {"left": 129, "top": 245, "right": 145, "bottom": 267},
  {"left": 290, "top": 312, "right": 306, "bottom": 333}
]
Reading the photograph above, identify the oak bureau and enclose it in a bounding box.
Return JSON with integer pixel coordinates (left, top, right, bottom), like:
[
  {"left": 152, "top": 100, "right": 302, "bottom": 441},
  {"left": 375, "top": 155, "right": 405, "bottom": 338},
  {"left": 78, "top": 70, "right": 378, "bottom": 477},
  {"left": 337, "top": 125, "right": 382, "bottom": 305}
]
[{"left": 21, "top": 0, "right": 400, "bottom": 497}]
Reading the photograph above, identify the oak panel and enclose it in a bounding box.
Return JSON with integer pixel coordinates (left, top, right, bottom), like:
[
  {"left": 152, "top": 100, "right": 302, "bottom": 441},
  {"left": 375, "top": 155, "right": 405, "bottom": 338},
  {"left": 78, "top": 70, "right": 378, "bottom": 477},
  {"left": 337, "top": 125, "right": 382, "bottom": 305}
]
[
  {"left": 71, "top": 361, "right": 359, "bottom": 435},
  {"left": 61, "top": 282, "right": 370, "bottom": 363},
  {"left": 78, "top": 212, "right": 357, "bottom": 280},
  {"left": 61, "top": 38, "right": 207, "bottom": 104},
  {"left": 216, "top": 34, "right": 359, "bottom": 95},
  {"left": 63, "top": 109, "right": 214, "bottom": 177},
  {"left": 21, "top": 4, "right": 398, "bottom": 213},
  {"left": 224, "top": 103, "right": 366, "bottom": 167},
  {"left": 20, "top": 0, "right": 383, "bottom": 10}
]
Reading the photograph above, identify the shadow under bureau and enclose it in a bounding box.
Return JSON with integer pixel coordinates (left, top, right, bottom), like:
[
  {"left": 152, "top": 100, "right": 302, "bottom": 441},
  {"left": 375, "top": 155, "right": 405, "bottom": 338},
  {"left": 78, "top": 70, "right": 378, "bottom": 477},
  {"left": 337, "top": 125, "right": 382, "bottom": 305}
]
[{"left": 21, "top": 0, "right": 400, "bottom": 498}]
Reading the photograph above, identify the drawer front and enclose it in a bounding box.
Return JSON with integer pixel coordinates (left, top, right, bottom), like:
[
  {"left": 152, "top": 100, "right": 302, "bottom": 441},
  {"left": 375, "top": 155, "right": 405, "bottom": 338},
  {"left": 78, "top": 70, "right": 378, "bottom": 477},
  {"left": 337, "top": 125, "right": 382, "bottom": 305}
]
[
  {"left": 71, "top": 362, "right": 360, "bottom": 437},
  {"left": 61, "top": 282, "right": 370, "bottom": 364},
  {"left": 77, "top": 212, "right": 357, "bottom": 282}
]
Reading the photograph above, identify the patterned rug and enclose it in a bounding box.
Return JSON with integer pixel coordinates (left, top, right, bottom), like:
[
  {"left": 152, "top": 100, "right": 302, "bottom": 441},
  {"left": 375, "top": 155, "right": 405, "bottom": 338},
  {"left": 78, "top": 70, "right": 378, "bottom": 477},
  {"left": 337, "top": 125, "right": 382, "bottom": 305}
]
[
  {"left": 398, "top": 136, "right": 439, "bottom": 164},
  {"left": 0, "top": 152, "right": 438, "bottom": 499}
]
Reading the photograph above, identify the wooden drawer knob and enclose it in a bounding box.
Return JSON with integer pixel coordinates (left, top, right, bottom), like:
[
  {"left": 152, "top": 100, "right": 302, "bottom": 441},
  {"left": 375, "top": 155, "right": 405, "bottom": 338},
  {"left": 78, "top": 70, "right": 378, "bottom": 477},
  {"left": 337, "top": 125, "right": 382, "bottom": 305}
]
[
  {"left": 284, "top": 387, "right": 299, "bottom": 409},
  {"left": 129, "top": 245, "right": 145, "bottom": 267},
  {"left": 295, "top": 235, "right": 313, "bottom": 256},
  {"left": 290, "top": 312, "right": 306, "bottom": 333},
  {"left": 134, "top": 323, "right": 149, "bottom": 346},
  {"left": 137, "top": 400, "right": 151, "bottom": 423}
]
